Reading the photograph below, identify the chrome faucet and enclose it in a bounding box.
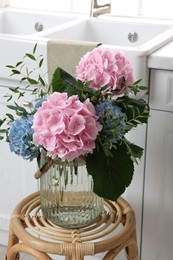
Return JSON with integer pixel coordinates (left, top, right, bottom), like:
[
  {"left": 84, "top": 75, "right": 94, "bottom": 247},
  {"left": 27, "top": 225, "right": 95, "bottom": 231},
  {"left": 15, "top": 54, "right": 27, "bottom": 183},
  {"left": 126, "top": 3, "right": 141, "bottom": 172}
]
[{"left": 90, "top": 0, "right": 111, "bottom": 17}]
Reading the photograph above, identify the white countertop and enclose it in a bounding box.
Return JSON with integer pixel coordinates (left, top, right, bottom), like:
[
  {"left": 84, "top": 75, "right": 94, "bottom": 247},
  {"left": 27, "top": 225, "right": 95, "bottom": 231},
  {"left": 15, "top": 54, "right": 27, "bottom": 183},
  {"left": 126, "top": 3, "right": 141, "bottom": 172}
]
[{"left": 148, "top": 41, "right": 173, "bottom": 70}]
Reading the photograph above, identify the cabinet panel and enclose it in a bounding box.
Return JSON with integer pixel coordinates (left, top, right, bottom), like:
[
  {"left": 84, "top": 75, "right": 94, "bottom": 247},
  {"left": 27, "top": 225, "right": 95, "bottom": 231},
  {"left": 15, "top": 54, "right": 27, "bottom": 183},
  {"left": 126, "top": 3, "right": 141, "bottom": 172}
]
[
  {"left": 0, "top": 86, "right": 38, "bottom": 245},
  {"left": 150, "top": 69, "right": 173, "bottom": 111},
  {"left": 123, "top": 123, "right": 146, "bottom": 251},
  {"left": 142, "top": 110, "right": 173, "bottom": 260}
]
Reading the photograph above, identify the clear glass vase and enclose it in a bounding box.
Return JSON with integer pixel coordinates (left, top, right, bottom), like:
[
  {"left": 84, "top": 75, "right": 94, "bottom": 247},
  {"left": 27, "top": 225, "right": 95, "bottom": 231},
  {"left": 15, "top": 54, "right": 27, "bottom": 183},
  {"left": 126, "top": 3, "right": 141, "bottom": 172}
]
[{"left": 39, "top": 150, "right": 103, "bottom": 228}]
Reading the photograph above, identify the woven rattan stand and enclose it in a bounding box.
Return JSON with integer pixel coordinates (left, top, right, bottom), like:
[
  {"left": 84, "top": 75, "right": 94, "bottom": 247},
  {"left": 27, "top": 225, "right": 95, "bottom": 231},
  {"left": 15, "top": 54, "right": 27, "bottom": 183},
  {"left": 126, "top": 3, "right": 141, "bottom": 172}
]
[{"left": 5, "top": 192, "right": 138, "bottom": 260}]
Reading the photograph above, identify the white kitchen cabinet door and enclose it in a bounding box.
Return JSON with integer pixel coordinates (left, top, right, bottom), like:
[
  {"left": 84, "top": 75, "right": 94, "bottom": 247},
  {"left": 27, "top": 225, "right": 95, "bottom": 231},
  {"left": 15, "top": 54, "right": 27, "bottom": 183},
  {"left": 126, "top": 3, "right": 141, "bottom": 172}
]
[
  {"left": 0, "top": 86, "right": 38, "bottom": 245},
  {"left": 141, "top": 109, "right": 173, "bottom": 260},
  {"left": 122, "top": 123, "right": 147, "bottom": 252}
]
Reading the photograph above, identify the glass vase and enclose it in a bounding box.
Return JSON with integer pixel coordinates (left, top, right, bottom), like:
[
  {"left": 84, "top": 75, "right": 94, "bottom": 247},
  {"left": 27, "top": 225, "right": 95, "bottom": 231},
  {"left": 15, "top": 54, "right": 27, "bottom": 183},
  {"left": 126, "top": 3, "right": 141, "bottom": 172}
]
[{"left": 39, "top": 150, "right": 103, "bottom": 228}]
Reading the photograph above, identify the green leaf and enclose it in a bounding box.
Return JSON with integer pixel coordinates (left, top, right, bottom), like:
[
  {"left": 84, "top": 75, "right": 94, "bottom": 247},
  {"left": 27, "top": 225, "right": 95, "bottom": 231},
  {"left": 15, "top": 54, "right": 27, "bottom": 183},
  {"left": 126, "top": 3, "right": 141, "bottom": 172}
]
[
  {"left": 39, "top": 58, "right": 44, "bottom": 68},
  {"left": 0, "top": 119, "right": 6, "bottom": 127},
  {"left": 18, "top": 92, "right": 25, "bottom": 99},
  {"left": 39, "top": 75, "right": 45, "bottom": 86},
  {"left": 9, "top": 87, "right": 20, "bottom": 93},
  {"left": 20, "top": 77, "right": 27, "bottom": 83},
  {"left": 6, "top": 113, "right": 14, "bottom": 121},
  {"left": 0, "top": 129, "right": 7, "bottom": 133},
  {"left": 33, "top": 43, "right": 37, "bottom": 54},
  {"left": 139, "top": 86, "right": 148, "bottom": 90},
  {"left": 51, "top": 67, "right": 77, "bottom": 94},
  {"left": 11, "top": 69, "right": 20, "bottom": 75},
  {"left": 4, "top": 95, "right": 12, "bottom": 102},
  {"left": 86, "top": 142, "right": 134, "bottom": 201},
  {"left": 16, "top": 61, "right": 23, "bottom": 67},
  {"left": 25, "top": 53, "right": 36, "bottom": 61},
  {"left": 7, "top": 102, "right": 28, "bottom": 116},
  {"left": 27, "top": 77, "right": 38, "bottom": 84},
  {"left": 84, "top": 80, "right": 93, "bottom": 88},
  {"left": 51, "top": 67, "right": 64, "bottom": 92},
  {"left": 133, "top": 79, "right": 142, "bottom": 85},
  {"left": 6, "top": 65, "right": 15, "bottom": 68},
  {"left": 123, "top": 139, "right": 143, "bottom": 163},
  {"left": 116, "top": 96, "right": 150, "bottom": 131}
]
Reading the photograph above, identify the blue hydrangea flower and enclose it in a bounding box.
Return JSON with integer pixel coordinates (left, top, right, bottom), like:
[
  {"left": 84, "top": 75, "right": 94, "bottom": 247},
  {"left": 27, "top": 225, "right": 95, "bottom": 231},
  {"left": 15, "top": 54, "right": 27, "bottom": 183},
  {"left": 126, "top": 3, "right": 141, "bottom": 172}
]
[
  {"left": 95, "top": 101, "right": 126, "bottom": 143},
  {"left": 8, "top": 115, "right": 39, "bottom": 161},
  {"left": 34, "top": 96, "right": 47, "bottom": 110}
]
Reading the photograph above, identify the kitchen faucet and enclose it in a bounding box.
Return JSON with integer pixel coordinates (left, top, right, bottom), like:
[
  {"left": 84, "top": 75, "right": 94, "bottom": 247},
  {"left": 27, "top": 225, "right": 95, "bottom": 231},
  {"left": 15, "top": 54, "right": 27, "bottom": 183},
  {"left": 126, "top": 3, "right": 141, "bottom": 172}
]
[{"left": 90, "top": 0, "right": 111, "bottom": 17}]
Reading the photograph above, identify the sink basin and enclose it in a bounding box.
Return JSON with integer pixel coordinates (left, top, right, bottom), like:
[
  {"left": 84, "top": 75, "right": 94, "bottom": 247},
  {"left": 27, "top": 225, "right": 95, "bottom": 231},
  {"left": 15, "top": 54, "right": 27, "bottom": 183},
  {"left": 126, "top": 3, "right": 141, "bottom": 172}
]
[
  {"left": 40, "top": 16, "right": 173, "bottom": 86},
  {"left": 1, "top": 12, "right": 173, "bottom": 90},
  {"left": 42, "top": 16, "right": 173, "bottom": 54},
  {"left": 0, "top": 8, "right": 87, "bottom": 84},
  {"left": 0, "top": 8, "right": 80, "bottom": 36}
]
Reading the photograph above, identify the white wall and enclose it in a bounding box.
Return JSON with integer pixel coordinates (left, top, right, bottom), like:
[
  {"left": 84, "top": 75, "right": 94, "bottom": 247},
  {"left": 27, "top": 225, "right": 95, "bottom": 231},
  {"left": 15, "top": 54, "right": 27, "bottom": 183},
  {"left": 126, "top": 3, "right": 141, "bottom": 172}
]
[{"left": 7, "top": 0, "right": 173, "bottom": 19}]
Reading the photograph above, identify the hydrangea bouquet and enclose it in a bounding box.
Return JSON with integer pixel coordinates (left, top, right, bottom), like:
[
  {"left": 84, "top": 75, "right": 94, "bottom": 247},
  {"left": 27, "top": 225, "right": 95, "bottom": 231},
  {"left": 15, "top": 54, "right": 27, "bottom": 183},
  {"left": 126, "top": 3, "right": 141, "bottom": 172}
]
[{"left": 0, "top": 44, "right": 149, "bottom": 201}]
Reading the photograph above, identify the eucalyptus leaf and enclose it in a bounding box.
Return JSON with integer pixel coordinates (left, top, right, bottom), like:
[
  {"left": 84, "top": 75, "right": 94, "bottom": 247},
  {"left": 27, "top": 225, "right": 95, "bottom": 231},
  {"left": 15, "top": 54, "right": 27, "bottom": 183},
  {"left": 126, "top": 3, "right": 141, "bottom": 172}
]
[
  {"left": 18, "top": 92, "right": 25, "bottom": 99},
  {"left": 6, "top": 114, "right": 14, "bottom": 121},
  {"left": 9, "top": 87, "right": 20, "bottom": 93},
  {"left": 33, "top": 43, "right": 37, "bottom": 54},
  {"left": 15, "top": 61, "right": 23, "bottom": 67},
  {"left": 11, "top": 69, "right": 20, "bottom": 75},
  {"left": 25, "top": 53, "right": 36, "bottom": 61},
  {"left": 0, "top": 119, "right": 6, "bottom": 127},
  {"left": 4, "top": 95, "right": 12, "bottom": 102},
  {"left": 0, "top": 129, "right": 7, "bottom": 133},
  {"left": 27, "top": 77, "right": 38, "bottom": 85},
  {"left": 6, "top": 65, "right": 15, "bottom": 68},
  {"left": 39, "top": 58, "right": 44, "bottom": 68},
  {"left": 7, "top": 102, "right": 28, "bottom": 116}
]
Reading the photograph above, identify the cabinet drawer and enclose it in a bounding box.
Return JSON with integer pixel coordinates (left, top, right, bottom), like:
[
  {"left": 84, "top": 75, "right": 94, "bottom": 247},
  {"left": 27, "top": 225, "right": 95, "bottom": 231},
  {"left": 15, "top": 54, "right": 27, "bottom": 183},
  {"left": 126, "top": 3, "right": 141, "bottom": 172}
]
[{"left": 150, "top": 69, "right": 173, "bottom": 112}]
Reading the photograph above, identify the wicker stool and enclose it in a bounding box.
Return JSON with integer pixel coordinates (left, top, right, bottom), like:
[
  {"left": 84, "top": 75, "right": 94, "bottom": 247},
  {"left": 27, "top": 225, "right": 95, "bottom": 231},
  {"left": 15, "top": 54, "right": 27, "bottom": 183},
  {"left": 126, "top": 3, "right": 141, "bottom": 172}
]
[{"left": 5, "top": 192, "right": 138, "bottom": 260}]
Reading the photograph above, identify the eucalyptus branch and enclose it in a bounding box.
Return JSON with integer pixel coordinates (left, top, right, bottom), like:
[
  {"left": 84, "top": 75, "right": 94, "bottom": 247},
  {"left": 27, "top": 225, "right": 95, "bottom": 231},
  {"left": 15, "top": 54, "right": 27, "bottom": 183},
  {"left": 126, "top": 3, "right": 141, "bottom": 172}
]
[{"left": 6, "top": 43, "right": 48, "bottom": 100}]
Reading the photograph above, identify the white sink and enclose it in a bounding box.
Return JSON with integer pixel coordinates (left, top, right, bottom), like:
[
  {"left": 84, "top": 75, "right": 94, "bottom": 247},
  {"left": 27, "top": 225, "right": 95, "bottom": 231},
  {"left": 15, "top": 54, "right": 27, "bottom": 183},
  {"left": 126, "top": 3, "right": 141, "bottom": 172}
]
[
  {"left": 43, "top": 17, "right": 173, "bottom": 54},
  {"left": 40, "top": 16, "right": 173, "bottom": 86},
  {"left": 0, "top": 8, "right": 80, "bottom": 36},
  {"left": 0, "top": 8, "right": 85, "bottom": 84},
  {"left": 1, "top": 12, "right": 173, "bottom": 90}
]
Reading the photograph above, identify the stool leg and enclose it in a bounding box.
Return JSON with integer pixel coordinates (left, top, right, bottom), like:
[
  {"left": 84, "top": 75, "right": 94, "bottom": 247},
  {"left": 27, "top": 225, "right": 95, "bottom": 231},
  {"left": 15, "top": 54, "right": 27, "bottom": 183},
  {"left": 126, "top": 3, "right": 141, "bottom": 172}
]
[
  {"left": 103, "top": 243, "right": 126, "bottom": 260},
  {"left": 5, "top": 227, "right": 19, "bottom": 260},
  {"left": 125, "top": 230, "right": 138, "bottom": 260},
  {"left": 6, "top": 243, "right": 52, "bottom": 260}
]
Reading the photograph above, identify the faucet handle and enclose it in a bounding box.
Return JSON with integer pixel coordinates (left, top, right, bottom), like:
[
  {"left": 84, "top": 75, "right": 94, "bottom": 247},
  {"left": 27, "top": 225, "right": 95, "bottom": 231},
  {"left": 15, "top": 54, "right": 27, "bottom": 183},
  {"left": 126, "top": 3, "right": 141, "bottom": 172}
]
[
  {"left": 90, "top": 0, "right": 111, "bottom": 17},
  {"left": 94, "top": 0, "right": 111, "bottom": 8}
]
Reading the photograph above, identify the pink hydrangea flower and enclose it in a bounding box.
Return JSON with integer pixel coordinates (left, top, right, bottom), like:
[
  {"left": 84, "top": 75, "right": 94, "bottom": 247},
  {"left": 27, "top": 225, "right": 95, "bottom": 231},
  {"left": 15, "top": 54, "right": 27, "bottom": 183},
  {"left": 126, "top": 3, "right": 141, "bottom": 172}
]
[
  {"left": 32, "top": 92, "right": 102, "bottom": 161},
  {"left": 76, "top": 47, "right": 134, "bottom": 99}
]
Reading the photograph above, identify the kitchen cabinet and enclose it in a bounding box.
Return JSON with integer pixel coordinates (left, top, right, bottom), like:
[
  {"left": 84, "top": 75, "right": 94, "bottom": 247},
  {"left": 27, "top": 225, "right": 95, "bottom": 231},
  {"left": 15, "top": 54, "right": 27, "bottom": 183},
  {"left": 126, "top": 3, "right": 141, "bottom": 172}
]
[{"left": 141, "top": 69, "right": 173, "bottom": 260}]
